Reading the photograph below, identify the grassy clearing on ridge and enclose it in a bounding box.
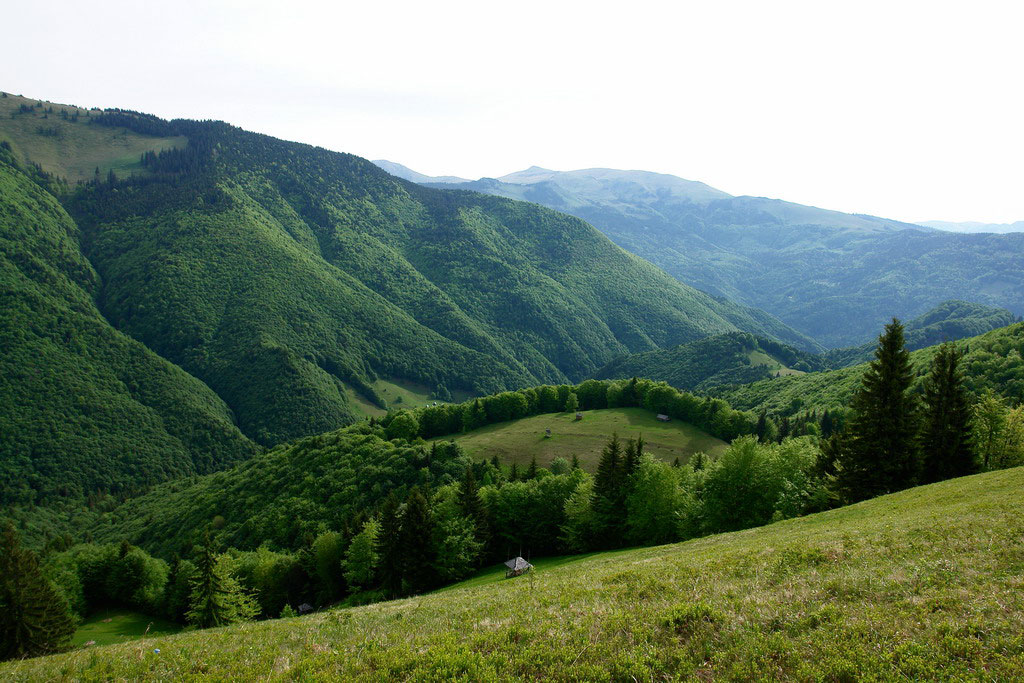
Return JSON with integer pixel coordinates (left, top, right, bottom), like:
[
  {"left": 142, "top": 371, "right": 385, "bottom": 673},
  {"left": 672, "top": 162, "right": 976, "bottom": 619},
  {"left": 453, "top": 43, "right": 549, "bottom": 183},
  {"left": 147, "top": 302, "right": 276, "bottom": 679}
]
[{"left": 433, "top": 407, "right": 728, "bottom": 470}]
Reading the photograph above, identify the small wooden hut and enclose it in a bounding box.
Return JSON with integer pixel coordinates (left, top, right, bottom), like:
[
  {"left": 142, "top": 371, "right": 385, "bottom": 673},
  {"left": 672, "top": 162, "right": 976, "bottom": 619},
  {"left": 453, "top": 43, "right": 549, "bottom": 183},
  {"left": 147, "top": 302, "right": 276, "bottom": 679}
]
[
  {"left": 504, "top": 556, "right": 533, "bottom": 578},
  {"left": 656, "top": 414, "right": 671, "bottom": 422}
]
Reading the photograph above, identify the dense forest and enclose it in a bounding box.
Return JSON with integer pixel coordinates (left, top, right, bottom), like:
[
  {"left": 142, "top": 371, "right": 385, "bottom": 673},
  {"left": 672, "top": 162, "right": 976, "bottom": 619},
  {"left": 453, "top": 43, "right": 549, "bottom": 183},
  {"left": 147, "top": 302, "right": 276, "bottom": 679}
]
[
  {"left": 594, "top": 332, "right": 828, "bottom": 389},
  {"left": 0, "top": 146, "right": 258, "bottom": 506},
  {"left": 822, "top": 300, "right": 1018, "bottom": 368}
]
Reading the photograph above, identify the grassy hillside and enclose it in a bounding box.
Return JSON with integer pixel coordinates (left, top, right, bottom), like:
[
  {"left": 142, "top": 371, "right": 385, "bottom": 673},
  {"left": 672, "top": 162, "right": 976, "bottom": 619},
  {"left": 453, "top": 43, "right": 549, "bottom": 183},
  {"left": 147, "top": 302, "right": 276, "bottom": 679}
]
[
  {"left": 433, "top": 407, "right": 728, "bottom": 469},
  {"left": 0, "top": 148, "right": 258, "bottom": 506},
  {"left": 0, "top": 94, "right": 184, "bottom": 183},
  {"left": 424, "top": 167, "right": 1024, "bottom": 348},
  {"left": 712, "top": 322, "right": 1024, "bottom": 417},
  {"left": 9, "top": 467, "right": 1022, "bottom": 679},
  {"left": 594, "top": 332, "right": 826, "bottom": 391},
  {"left": 0, "top": 100, "right": 811, "bottom": 447}
]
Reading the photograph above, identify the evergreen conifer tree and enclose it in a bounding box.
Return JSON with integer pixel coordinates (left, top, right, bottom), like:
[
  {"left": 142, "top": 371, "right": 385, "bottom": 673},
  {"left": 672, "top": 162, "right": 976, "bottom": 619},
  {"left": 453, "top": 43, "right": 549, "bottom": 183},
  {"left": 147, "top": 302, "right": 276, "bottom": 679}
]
[
  {"left": 753, "top": 411, "right": 770, "bottom": 444},
  {"left": 508, "top": 462, "right": 520, "bottom": 482},
  {"left": 526, "top": 456, "right": 538, "bottom": 480},
  {"left": 186, "top": 532, "right": 258, "bottom": 628},
  {"left": 457, "top": 466, "right": 490, "bottom": 550},
  {"left": 399, "top": 488, "right": 436, "bottom": 595},
  {"left": 836, "top": 318, "right": 921, "bottom": 502},
  {"left": 820, "top": 410, "right": 834, "bottom": 438},
  {"left": 376, "top": 493, "right": 403, "bottom": 597},
  {"left": 920, "top": 343, "right": 975, "bottom": 482},
  {"left": 0, "top": 524, "right": 75, "bottom": 660},
  {"left": 592, "top": 433, "right": 626, "bottom": 547},
  {"left": 570, "top": 454, "right": 581, "bottom": 470}
]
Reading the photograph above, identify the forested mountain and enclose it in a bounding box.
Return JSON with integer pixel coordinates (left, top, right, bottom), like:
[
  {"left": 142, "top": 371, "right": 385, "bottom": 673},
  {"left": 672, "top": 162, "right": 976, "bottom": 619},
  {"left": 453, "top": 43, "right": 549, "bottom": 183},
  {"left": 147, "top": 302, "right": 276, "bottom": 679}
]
[
  {"left": 594, "top": 332, "right": 827, "bottom": 390},
  {"left": 384, "top": 163, "right": 1024, "bottom": 347},
  {"left": 0, "top": 146, "right": 259, "bottom": 505},
  {"left": 823, "top": 300, "right": 1018, "bottom": 368},
  {"left": 0, "top": 94, "right": 813, "bottom": 452},
  {"left": 710, "top": 322, "right": 1024, "bottom": 417}
]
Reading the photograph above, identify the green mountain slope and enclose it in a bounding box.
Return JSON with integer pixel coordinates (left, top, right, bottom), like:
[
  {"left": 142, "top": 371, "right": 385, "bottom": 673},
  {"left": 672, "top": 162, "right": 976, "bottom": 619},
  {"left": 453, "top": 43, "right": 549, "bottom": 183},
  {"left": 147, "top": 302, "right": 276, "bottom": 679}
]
[
  {"left": 594, "top": 331, "right": 828, "bottom": 390},
  {"left": 403, "top": 164, "right": 1024, "bottom": 348},
  {"left": 0, "top": 147, "right": 258, "bottom": 505},
  {"left": 10, "top": 466, "right": 1023, "bottom": 679},
  {"left": 711, "top": 322, "right": 1024, "bottom": 416},
  {"left": 1, "top": 99, "right": 807, "bottom": 447},
  {"left": 823, "top": 299, "right": 1018, "bottom": 368}
]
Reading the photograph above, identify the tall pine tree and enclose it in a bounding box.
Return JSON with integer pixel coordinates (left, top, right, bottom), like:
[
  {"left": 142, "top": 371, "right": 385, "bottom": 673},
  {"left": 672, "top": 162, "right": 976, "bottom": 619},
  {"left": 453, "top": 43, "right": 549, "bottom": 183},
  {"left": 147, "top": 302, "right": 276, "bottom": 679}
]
[
  {"left": 187, "top": 532, "right": 258, "bottom": 628},
  {"left": 0, "top": 524, "right": 75, "bottom": 660},
  {"left": 920, "top": 343, "right": 975, "bottom": 482},
  {"left": 399, "top": 488, "right": 436, "bottom": 595},
  {"left": 375, "top": 492, "right": 404, "bottom": 597},
  {"left": 592, "top": 433, "right": 626, "bottom": 547},
  {"left": 457, "top": 466, "right": 490, "bottom": 551},
  {"left": 836, "top": 318, "right": 921, "bottom": 502}
]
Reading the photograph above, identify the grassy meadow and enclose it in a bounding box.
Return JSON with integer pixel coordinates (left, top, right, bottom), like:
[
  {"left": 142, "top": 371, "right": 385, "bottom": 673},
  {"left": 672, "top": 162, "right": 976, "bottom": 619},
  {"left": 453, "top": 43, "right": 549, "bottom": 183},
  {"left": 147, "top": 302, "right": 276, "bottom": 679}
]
[
  {"left": 70, "top": 610, "right": 182, "bottom": 648},
  {"left": 433, "top": 407, "right": 728, "bottom": 470},
  {"left": 6, "top": 466, "right": 1022, "bottom": 679},
  {"left": 0, "top": 94, "right": 185, "bottom": 183}
]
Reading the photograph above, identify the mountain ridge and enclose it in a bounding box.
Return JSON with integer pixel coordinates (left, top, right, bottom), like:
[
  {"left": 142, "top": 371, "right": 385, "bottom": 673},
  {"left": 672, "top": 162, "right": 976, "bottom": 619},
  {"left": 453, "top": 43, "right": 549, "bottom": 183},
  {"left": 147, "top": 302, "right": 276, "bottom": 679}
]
[{"left": 375, "top": 161, "right": 1024, "bottom": 347}]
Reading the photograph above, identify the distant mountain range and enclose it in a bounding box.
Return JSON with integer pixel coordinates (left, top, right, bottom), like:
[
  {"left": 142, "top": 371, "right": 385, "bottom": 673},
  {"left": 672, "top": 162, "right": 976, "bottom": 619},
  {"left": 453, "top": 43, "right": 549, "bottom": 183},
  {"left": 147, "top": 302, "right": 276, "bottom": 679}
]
[
  {"left": 918, "top": 220, "right": 1024, "bottom": 234},
  {"left": 375, "top": 161, "right": 1024, "bottom": 347}
]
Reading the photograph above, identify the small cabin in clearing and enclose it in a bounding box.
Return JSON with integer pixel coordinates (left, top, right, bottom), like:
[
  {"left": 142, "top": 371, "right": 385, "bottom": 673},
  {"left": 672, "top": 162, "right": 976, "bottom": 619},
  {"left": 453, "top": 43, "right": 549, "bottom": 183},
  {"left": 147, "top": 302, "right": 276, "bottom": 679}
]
[
  {"left": 504, "top": 556, "right": 533, "bottom": 578},
  {"left": 656, "top": 414, "right": 671, "bottom": 422}
]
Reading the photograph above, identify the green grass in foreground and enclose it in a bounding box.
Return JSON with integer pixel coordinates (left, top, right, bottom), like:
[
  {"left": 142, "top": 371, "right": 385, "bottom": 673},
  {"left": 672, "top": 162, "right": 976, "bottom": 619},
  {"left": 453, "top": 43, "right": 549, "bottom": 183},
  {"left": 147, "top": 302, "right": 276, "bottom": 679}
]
[
  {"left": 70, "top": 609, "right": 182, "bottom": 648},
  {"left": 9, "top": 467, "right": 1022, "bottom": 679},
  {"left": 435, "top": 407, "right": 728, "bottom": 470}
]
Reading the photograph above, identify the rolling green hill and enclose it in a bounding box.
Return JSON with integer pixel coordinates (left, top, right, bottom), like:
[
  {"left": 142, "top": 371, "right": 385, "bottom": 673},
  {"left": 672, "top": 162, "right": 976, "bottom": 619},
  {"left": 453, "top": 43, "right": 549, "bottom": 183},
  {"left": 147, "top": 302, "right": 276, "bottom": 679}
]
[
  {"left": 0, "top": 147, "right": 258, "bottom": 505},
  {"left": 594, "top": 332, "right": 827, "bottom": 391},
  {"left": 432, "top": 407, "right": 728, "bottom": 469},
  {"left": 8, "top": 466, "right": 1022, "bottom": 679},
  {"left": 403, "top": 164, "right": 1024, "bottom": 348},
  {"left": 0, "top": 96, "right": 817, "bottom": 448},
  {"left": 711, "top": 322, "right": 1024, "bottom": 417}
]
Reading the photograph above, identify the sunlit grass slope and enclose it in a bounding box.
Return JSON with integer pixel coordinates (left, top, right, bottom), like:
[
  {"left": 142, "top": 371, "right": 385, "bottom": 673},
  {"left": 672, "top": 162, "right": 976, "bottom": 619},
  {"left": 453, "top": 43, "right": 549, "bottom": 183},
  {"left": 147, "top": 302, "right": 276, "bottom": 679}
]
[
  {"left": 0, "top": 94, "right": 185, "bottom": 183},
  {"left": 9, "top": 468, "right": 1022, "bottom": 680},
  {"left": 434, "top": 407, "right": 728, "bottom": 469}
]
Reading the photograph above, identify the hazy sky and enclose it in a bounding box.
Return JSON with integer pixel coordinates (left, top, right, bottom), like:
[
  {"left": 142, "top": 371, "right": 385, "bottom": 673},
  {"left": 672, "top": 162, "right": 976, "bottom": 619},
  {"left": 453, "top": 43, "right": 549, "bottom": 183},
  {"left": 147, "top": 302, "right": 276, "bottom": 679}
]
[{"left": 5, "top": 0, "right": 1023, "bottom": 223}]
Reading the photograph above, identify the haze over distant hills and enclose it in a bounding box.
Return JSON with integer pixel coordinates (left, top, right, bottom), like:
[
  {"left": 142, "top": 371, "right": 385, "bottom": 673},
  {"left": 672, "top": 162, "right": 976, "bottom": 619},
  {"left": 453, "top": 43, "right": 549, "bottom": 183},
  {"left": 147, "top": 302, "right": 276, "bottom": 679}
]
[
  {"left": 919, "top": 220, "right": 1024, "bottom": 234},
  {"left": 375, "top": 161, "right": 1024, "bottom": 347}
]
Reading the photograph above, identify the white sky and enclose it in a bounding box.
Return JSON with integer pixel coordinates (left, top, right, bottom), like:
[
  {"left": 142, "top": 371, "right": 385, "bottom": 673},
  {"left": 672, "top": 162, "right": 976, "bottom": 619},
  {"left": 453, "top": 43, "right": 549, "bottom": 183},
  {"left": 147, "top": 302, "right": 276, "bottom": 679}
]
[{"left": 4, "top": 0, "right": 1023, "bottom": 223}]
